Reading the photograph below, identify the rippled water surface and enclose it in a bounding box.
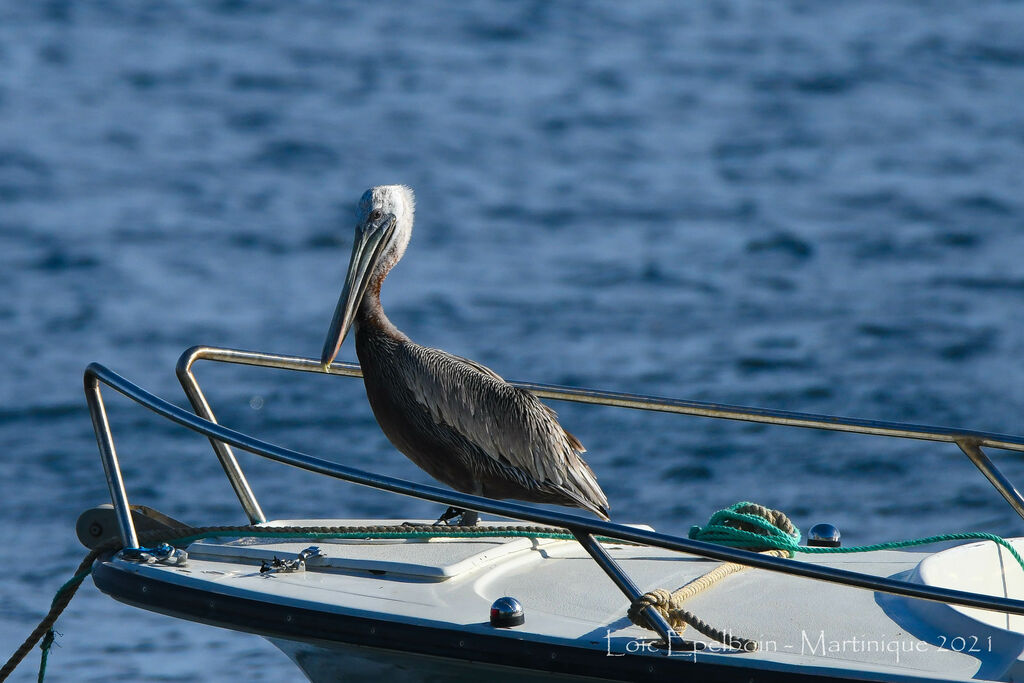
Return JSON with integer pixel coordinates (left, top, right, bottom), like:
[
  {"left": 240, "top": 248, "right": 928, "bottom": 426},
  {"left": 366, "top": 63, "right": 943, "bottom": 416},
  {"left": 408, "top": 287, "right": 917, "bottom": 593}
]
[{"left": 3, "top": 2, "right": 1024, "bottom": 680}]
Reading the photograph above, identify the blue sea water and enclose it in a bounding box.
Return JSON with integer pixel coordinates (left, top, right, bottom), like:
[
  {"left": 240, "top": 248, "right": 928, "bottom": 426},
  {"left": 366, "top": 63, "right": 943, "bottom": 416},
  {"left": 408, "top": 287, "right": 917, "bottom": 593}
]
[{"left": 2, "top": 1, "right": 1024, "bottom": 679}]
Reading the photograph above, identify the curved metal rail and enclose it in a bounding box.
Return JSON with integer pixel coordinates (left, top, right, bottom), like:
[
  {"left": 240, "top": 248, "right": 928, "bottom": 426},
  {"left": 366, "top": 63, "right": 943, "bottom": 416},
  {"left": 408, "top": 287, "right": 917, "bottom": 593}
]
[
  {"left": 84, "top": 356, "right": 1024, "bottom": 626},
  {"left": 176, "top": 345, "right": 1024, "bottom": 527}
]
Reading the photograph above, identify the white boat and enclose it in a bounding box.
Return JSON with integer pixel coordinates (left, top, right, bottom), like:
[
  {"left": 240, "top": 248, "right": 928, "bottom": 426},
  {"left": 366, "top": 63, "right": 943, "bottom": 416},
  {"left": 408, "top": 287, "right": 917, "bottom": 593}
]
[{"left": 74, "top": 345, "right": 1024, "bottom": 682}]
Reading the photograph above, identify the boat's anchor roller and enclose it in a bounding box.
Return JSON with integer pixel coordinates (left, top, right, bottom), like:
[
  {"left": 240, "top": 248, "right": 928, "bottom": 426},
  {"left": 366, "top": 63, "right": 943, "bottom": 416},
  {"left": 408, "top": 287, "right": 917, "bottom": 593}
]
[{"left": 76, "top": 504, "right": 187, "bottom": 550}]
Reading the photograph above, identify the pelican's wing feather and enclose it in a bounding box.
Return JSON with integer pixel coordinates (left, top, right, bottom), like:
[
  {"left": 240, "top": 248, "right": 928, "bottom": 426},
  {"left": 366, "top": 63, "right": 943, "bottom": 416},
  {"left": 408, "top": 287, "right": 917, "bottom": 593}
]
[{"left": 398, "top": 343, "right": 608, "bottom": 513}]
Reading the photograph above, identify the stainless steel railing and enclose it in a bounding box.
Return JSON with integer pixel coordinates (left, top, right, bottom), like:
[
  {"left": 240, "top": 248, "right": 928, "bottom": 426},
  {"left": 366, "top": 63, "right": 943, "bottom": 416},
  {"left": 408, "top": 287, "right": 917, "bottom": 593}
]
[
  {"left": 176, "top": 345, "right": 1024, "bottom": 525},
  {"left": 83, "top": 346, "right": 1024, "bottom": 649}
]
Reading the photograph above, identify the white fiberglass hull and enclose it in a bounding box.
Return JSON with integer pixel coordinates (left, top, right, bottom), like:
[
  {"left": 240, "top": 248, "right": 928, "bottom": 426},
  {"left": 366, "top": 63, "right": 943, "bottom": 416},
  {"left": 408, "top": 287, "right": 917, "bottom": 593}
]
[{"left": 92, "top": 519, "right": 1024, "bottom": 683}]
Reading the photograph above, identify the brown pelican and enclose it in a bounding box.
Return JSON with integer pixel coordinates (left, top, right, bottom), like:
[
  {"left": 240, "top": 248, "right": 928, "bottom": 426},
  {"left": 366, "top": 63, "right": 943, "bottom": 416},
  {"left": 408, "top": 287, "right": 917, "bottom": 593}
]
[{"left": 320, "top": 185, "right": 610, "bottom": 525}]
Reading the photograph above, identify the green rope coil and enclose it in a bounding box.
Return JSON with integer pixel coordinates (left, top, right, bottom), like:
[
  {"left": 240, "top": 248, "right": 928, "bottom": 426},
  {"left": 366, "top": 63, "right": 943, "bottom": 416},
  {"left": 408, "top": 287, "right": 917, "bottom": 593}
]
[
  {"left": 690, "top": 500, "right": 1024, "bottom": 575},
  {"left": 689, "top": 501, "right": 802, "bottom": 554}
]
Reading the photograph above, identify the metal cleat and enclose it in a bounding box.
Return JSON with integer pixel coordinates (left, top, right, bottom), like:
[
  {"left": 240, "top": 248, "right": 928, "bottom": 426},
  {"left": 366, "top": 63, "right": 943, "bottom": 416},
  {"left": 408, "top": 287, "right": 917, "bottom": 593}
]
[
  {"left": 120, "top": 542, "right": 188, "bottom": 566},
  {"left": 260, "top": 546, "right": 324, "bottom": 575}
]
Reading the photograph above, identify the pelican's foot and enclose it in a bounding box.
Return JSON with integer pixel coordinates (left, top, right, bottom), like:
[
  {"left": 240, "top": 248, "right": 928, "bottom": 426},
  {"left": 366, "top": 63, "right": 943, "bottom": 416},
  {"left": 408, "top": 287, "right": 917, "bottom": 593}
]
[{"left": 432, "top": 507, "right": 480, "bottom": 526}]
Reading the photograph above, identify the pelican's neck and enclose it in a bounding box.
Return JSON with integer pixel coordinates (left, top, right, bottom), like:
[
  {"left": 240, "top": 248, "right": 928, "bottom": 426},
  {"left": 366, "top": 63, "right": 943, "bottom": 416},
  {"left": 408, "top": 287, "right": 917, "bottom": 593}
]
[{"left": 355, "top": 274, "right": 403, "bottom": 339}]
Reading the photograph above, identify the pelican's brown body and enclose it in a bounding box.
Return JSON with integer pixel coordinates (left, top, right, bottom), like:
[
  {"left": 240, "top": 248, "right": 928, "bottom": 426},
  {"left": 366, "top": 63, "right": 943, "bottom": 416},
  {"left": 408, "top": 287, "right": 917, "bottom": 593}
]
[
  {"left": 322, "top": 185, "right": 609, "bottom": 520},
  {"left": 356, "top": 287, "right": 609, "bottom": 516}
]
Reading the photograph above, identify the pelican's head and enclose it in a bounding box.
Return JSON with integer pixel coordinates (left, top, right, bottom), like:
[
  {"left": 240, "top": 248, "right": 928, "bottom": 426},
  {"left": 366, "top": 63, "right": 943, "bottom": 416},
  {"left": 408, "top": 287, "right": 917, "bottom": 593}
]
[{"left": 321, "top": 185, "right": 415, "bottom": 368}]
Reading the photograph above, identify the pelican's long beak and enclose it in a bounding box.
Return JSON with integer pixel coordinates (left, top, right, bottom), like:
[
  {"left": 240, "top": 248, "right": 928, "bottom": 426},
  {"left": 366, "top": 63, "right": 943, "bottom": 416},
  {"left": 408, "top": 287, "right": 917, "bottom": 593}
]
[{"left": 320, "top": 218, "right": 395, "bottom": 368}]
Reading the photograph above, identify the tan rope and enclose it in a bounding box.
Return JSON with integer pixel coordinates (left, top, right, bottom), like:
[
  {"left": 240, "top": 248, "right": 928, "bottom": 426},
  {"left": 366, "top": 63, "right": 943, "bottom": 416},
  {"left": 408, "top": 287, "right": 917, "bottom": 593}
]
[
  {"left": 627, "top": 549, "right": 787, "bottom": 651},
  {"left": 731, "top": 502, "right": 797, "bottom": 536},
  {"left": 628, "top": 502, "right": 798, "bottom": 652}
]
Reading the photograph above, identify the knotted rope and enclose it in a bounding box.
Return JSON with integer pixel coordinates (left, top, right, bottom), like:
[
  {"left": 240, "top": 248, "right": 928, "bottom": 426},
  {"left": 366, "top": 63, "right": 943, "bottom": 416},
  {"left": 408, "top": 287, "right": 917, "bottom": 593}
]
[
  {"left": 627, "top": 502, "right": 795, "bottom": 651},
  {"left": 628, "top": 501, "right": 1024, "bottom": 652}
]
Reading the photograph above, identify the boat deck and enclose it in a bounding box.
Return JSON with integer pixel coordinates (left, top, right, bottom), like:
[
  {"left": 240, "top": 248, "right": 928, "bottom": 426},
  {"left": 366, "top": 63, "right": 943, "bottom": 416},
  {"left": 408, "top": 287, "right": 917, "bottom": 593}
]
[{"left": 92, "top": 519, "right": 1024, "bottom": 682}]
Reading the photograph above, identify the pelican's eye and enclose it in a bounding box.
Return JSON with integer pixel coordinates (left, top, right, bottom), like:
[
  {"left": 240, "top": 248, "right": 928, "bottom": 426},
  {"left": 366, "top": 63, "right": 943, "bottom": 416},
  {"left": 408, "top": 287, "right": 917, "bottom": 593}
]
[{"left": 369, "top": 209, "right": 383, "bottom": 222}]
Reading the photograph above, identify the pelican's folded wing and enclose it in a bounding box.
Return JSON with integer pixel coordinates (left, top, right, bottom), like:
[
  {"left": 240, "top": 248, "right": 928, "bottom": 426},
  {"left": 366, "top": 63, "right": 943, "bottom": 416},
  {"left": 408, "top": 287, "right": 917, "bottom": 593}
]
[{"left": 398, "top": 343, "right": 608, "bottom": 512}]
